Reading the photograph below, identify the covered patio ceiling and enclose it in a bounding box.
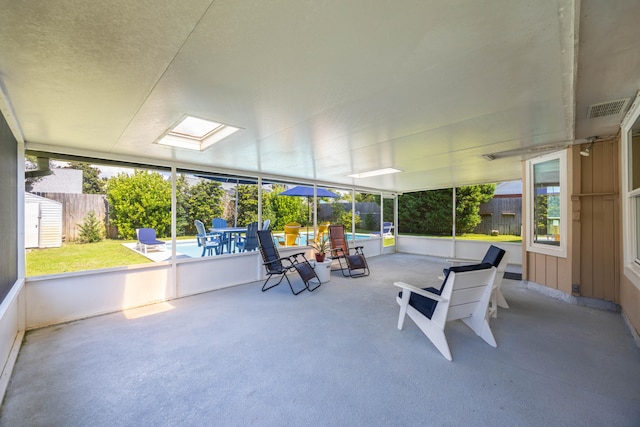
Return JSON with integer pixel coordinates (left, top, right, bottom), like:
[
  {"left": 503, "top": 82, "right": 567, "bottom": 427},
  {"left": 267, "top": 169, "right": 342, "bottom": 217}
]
[{"left": 0, "top": 0, "right": 639, "bottom": 192}]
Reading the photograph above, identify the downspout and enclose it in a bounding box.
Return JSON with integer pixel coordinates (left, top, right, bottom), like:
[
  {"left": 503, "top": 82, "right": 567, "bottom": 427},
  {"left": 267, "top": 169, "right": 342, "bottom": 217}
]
[{"left": 25, "top": 157, "right": 52, "bottom": 178}]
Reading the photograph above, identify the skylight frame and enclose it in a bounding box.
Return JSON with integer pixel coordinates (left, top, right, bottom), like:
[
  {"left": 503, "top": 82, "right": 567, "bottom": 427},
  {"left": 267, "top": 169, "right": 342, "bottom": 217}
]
[
  {"left": 156, "top": 115, "right": 241, "bottom": 151},
  {"left": 348, "top": 168, "right": 402, "bottom": 178}
]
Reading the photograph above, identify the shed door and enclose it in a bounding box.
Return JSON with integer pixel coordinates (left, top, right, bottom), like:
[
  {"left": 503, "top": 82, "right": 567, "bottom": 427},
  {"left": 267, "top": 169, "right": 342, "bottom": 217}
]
[{"left": 25, "top": 202, "right": 40, "bottom": 248}]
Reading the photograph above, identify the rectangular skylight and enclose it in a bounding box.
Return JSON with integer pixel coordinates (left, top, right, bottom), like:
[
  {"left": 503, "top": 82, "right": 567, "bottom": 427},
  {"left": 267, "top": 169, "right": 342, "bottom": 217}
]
[
  {"left": 156, "top": 115, "right": 240, "bottom": 151},
  {"left": 171, "top": 116, "right": 223, "bottom": 139},
  {"left": 348, "top": 168, "right": 402, "bottom": 178}
]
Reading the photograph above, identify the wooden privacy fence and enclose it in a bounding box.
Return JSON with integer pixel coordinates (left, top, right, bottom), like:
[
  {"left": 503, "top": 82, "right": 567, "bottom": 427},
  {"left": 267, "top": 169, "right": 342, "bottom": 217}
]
[
  {"left": 474, "top": 196, "right": 522, "bottom": 236},
  {"left": 32, "top": 193, "right": 117, "bottom": 241}
]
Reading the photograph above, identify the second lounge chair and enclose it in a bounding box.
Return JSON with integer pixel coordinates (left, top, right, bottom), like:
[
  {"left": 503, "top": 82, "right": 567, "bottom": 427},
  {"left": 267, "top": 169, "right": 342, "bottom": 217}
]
[{"left": 328, "top": 224, "right": 369, "bottom": 277}]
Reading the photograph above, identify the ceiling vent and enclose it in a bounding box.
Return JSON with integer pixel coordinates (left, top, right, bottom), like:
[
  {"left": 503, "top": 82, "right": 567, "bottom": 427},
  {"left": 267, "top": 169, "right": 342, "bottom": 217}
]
[{"left": 587, "top": 98, "right": 630, "bottom": 119}]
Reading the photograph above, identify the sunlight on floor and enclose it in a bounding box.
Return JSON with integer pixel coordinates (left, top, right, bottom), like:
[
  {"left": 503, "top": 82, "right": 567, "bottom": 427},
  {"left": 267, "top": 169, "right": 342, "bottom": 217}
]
[{"left": 123, "top": 302, "right": 175, "bottom": 319}]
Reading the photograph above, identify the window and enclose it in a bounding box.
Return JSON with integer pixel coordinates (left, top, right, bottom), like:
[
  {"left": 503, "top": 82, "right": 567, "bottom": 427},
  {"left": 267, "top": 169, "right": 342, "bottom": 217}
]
[
  {"left": 24, "top": 156, "right": 169, "bottom": 276},
  {"left": 176, "top": 170, "right": 259, "bottom": 257},
  {"left": 533, "top": 159, "right": 561, "bottom": 246},
  {"left": 622, "top": 91, "right": 640, "bottom": 284},
  {"left": 526, "top": 150, "right": 567, "bottom": 257}
]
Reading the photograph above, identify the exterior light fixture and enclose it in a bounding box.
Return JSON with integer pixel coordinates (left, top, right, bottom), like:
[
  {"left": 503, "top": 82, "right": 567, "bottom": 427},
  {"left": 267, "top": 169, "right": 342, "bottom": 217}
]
[
  {"left": 156, "top": 115, "right": 241, "bottom": 151},
  {"left": 580, "top": 141, "right": 594, "bottom": 157},
  {"left": 348, "top": 168, "right": 402, "bottom": 178}
]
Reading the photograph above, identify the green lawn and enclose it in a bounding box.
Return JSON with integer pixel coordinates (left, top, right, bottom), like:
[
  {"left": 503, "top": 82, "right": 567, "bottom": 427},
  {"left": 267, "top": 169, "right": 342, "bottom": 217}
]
[
  {"left": 26, "top": 232, "right": 519, "bottom": 277},
  {"left": 26, "top": 240, "right": 151, "bottom": 276},
  {"left": 401, "top": 233, "right": 522, "bottom": 243}
]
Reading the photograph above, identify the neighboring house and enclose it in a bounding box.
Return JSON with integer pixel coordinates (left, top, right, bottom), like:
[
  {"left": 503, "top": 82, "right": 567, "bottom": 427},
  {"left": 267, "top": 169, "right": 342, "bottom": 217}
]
[
  {"left": 29, "top": 168, "right": 82, "bottom": 194},
  {"left": 24, "top": 193, "right": 62, "bottom": 248}
]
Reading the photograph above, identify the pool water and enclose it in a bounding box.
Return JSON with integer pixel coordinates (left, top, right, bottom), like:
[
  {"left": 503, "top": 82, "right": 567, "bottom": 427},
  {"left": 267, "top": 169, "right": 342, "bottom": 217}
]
[
  {"left": 166, "top": 234, "right": 373, "bottom": 258},
  {"left": 165, "top": 240, "right": 210, "bottom": 258}
]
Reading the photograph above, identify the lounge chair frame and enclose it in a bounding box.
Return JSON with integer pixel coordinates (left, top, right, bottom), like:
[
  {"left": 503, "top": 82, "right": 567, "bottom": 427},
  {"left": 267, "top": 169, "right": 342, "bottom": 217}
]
[
  {"left": 135, "top": 228, "right": 166, "bottom": 254},
  {"left": 328, "top": 224, "right": 369, "bottom": 277},
  {"left": 257, "top": 230, "right": 321, "bottom": 295}
]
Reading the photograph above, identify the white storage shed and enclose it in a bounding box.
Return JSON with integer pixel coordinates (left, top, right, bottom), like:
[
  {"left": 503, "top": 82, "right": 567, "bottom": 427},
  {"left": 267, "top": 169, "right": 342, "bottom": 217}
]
[{"left": 25, "top": 193, "right": 62, "bottom": 248}]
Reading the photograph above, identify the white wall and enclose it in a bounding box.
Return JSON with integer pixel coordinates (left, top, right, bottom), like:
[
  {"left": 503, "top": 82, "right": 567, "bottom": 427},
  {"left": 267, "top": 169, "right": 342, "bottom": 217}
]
[
  {"left": 24, "top": 236, "right": 521, "bottom": 331},
  {"left": 177, "top": 252, "right": 262, "bottom": 296},
  {"left": 0, "top": 280, "right": 25, "bottom": 399},
  {"left": 397, "top": 235, "right": 522, "bottom": 266},
  {"left": 24, "top": 240, "right": 384, "bottom": 330},
  {"left": 26, "top": 264, "right": 174, "bottom": 329}
]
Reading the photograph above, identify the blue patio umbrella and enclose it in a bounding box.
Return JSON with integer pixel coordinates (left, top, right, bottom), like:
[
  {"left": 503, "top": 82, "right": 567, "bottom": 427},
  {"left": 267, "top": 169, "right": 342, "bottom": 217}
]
[{"left": 278, "top": 186, "right": 339, "bottom": 227}]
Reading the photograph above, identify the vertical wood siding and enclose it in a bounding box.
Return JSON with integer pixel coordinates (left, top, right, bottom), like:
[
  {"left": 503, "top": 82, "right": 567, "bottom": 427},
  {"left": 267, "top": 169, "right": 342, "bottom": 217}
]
[
  {"left": 525, "top": 141, "right": 620, "bottom": 303},
  {"left": 577, "top": 140, "right": 619, "bottom": 302}
]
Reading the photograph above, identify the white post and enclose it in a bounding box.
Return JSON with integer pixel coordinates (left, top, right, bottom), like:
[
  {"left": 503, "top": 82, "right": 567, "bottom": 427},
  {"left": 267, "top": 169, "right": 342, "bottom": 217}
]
[{"left": 452, "top": 187, "right": 456, "bottom": 258}]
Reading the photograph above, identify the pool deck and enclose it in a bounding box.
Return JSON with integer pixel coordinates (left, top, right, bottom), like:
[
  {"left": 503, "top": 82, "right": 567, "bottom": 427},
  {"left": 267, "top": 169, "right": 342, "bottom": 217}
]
[
  {"left": 124, "top": 233, "right": 381, "bottom": 262},
  {"left": 121, "top": 242, "right": 189, "bottom": 262}
]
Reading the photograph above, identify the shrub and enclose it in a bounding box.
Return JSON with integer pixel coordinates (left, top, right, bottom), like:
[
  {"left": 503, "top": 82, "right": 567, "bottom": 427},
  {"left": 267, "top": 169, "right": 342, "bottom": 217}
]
[
  {"left": 106, "top": 170, "right": 172, "bottom": 239},
  {"left": 363, "top": 212, "right": 377, "bottom": 230},
  {"left": 77, "top": 211, "right": 104, "bottom": 243}
]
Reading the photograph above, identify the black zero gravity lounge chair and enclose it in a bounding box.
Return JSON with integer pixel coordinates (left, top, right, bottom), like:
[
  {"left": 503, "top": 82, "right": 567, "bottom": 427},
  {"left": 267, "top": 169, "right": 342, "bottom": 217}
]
[{"left": 257, "top": 230, "right": 321, "bottom": 295}]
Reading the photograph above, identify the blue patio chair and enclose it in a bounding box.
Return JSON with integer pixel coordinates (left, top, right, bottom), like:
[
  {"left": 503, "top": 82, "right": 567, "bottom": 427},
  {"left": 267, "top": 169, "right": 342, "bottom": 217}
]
[
  {"left": 212, "top": 218, "right": 227, "bottom": 228},
  {"left": 212, "top": 217, "right": 231, "bottom": 249},
  {"left": 257, "top": 229, "right": 320, "bottom": 295},
  {"left": 136, "top": 228, "right": 166, "bottom": 254},
  {"left": 236, "top": 222, "right": 259, "bottom": 252},
  {"left": 194, "top": 220, "right": 221, "bottom": 256},
  {"left": 262, "top": 219, "right": 271, "bottom": 230}
]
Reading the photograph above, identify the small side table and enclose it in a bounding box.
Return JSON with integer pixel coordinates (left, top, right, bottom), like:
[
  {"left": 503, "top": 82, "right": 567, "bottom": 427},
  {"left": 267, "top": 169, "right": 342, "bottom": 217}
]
[{"left": 312, "top": 259, "right": 332, "bottom": 283}]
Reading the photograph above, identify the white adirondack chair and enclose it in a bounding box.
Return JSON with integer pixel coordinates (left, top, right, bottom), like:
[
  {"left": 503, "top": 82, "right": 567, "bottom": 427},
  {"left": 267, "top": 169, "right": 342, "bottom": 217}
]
[
  {"left": 445, "top": 245, "right": 510, "bottom": 318},
  {"left": 394, "top": 266, "right": 497, "bottom": 361}
]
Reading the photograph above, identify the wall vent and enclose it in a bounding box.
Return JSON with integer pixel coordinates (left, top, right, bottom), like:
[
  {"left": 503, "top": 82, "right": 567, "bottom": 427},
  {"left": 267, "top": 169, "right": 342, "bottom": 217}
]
[{"left": 587, "top": 98, "right": 630, "bottom": 119}]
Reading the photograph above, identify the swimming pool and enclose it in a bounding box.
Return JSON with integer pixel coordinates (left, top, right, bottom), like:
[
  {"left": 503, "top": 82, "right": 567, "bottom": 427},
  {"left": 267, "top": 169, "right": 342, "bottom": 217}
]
[{"left": 165, "top": 233, "right": 373, "bottom": 259}]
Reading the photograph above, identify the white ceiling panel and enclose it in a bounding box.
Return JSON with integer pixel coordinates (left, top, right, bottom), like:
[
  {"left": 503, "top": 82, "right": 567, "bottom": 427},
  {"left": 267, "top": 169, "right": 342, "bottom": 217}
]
[{"left": 1, "top": 0, "right": 639, "bottom": 192}]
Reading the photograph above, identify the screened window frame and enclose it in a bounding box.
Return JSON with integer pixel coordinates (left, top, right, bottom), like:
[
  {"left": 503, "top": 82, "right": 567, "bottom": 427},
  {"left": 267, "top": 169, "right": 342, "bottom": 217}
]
[
  {"left": 621, "top": 91, "right": 640, "bottom": 289},
  {"left": 525, "top": 150, "right": 568, "bottom": 258}
]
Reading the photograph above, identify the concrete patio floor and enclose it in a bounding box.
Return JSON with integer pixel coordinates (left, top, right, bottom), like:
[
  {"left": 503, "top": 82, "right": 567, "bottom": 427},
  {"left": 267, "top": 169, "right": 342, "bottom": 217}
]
[{"left": 1, "top": 253, "right": 639, "bottom": 426}]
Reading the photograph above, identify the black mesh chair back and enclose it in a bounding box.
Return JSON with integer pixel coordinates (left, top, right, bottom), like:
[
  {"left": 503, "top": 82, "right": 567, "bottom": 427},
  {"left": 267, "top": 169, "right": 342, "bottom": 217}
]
[{"left": 257, "top": 230, "right": 321, "bottom": 295}]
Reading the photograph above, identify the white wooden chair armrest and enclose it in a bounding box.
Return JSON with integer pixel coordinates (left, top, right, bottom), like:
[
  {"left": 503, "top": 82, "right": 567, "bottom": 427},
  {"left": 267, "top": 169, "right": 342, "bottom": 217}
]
[
  {"left": 393, "top": 281, "right": 445, "bottom": 302},
  {"left": 445, "top": 257, "right": 479, "bottom": 266}
]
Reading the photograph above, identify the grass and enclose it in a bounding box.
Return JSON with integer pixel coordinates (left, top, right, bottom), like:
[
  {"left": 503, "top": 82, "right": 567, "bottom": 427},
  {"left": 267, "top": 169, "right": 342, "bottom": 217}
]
[
  {"left": 415, "top": 233, "right": 522, "bottom": 243},
  {"left": 26, "top": 240, "right": 151, "bottom": 276},
  {"left": 25, "top": 232, "right": 520, "bottom": 276}
]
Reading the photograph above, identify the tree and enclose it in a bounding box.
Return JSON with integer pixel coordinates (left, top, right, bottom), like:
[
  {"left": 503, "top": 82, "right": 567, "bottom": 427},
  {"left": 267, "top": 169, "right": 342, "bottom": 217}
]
[
  {"left": 65, "top": 162, "right": 106, "bottom": 194},
  {"left": 455, "top": 184, "right": 496, "bottom": 234},
  {"left": 269, "top": 185, "right": 304, "bottom": 229},
  {"left": 398, "top": 189, "right": 452, "bottom": 234},
  {"left": 236, "top": 184, "right": 259, "bottom": 226},
  {"left": 106, "top": 170, "right": 172, "bottom": 239},
  {"left": 355, "top": 193, "right": 376, "bottom": 203},
  {"left": 175, "top": 174, "right": 191, "bottom": 236},
  {"left": 77, "top": 211, "right": 104, "bottom": 243},
  {"left": 188, "top": 179, "right": 225, "bottom": 230},
  {"left": 261, "top": 188, "right": 277, "bottom": 228},
  {"left": 398, "top": 185, "right": 496, "bottom": 235}
]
